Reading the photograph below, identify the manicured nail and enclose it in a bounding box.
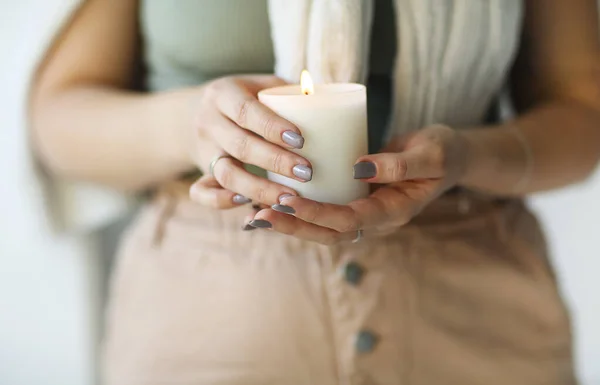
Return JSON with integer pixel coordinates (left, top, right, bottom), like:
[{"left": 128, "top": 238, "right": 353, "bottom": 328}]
[
  {"left": 233, "top": 194, "right": 251, "bottom": 204},
  {"left": 242, "top": 223, "right": 257, "bottom": 231},
  {"left": 248, "top": 219, "right": 273, "bottom": 229},
  {"left": 353, "top": 161, "right": 377, "bottom": 179},
  {"left": 293, "top": 165, "right": 312, "bottom": 181},
  {"left": 278, "top": 194, "right": 294, "bottom": 204},
  {"left": 272, "top": 204, "right": 295, "bottom": 214},
  {"left": 282, "top": 131, "right": 305, "bottom": 149}
]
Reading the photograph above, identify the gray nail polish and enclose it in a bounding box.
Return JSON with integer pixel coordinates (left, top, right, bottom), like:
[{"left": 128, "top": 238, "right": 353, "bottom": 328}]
[
  {"left": 249, "top": 219, "right": 273, "bottom": 229},
  {"left": 272, "top": 204, "right": 296, "bottom": 214},
  {"left": 278, "top": 194, "right": 293, "bottom": 204},
  {"left": 242, "top": 224, "right": 257, "bottom": 231},
  {"left": 293, "top": 165, "right": 313, "bottom": 181},
  {"left": 353, "top": 161, "right": 377, "bottom": 179},
  {"left": 233, "top": 194, "right": 251, "bottom": 204},
  {"left": 282, "top": 131, "right": 305, "bottom": 149}
]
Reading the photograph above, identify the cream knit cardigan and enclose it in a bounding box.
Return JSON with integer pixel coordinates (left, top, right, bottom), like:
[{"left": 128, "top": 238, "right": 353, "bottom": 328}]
[{"left": 17, "top": 0, "right": 522, "bottom": 232}]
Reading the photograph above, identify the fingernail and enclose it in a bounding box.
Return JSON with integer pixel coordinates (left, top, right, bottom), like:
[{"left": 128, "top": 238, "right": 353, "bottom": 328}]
[
  {"left": 353, "top": 161, "right": 377, "bottom": 179},
  {"left": 293, "top": 165, "right": 312, "bottom": 181},
  {"left": 272, "top": 204, "right": 295, "bottom": 214},
  {"left": 248, "top": 219, "right": 273, "bottom": 229},
  {"left": 282, "top": 131, "right": 305, "bottom": 149},
  {"left": 233, "top": 194, "right": 251, "bottom": 204},
  {"left": 242, "top": 223, "right": 257, "bottom": 231},
  {"left": 278, "top": 193, "right": 293, "bottom": 204}
]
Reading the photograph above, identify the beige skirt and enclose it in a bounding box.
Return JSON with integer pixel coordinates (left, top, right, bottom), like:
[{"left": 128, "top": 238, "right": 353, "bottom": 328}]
[{"left": 102, "top": 182, "right": 576, "bottom": 385}]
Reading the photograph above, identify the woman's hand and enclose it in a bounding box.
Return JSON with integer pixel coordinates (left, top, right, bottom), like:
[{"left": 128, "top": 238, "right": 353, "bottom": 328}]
[
  {"left": 187, "top": 75, "right": 312, "bottom": 209},
  {"left": 249, "top": 125, "right": 469, "bottom": 244}
]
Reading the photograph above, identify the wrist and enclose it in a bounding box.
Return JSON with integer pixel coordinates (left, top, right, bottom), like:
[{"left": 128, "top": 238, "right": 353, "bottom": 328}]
[
  {"left": 456, "top": 129, "right": 483, "bottom": 187},
  {"left": 456, "top": 125, "right": 531, "bottom": 194},
  {"left": 148, "top": 88, "right": 198, "bottom": 173},
  {"left": 456, "top": 127, "right": 507, "bottom": 190},
  {"left": 451, "top": 128, "right": 473, "bottom": 186}
]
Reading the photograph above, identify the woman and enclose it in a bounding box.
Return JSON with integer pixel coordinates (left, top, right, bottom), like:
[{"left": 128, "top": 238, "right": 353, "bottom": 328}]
[{"left": 30, "top": 0, "right": 600, "bottom": 383}]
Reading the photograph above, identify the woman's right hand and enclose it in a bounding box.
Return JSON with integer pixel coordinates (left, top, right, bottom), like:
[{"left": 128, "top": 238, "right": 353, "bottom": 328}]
[{"left": 185, "top": 75, "right": 310, "bottom": 209}]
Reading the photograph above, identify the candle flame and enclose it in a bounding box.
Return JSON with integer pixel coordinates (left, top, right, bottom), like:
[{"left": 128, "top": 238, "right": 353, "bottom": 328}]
[{"left": 301, "top": 70, "right": 314, "bottom": 95}]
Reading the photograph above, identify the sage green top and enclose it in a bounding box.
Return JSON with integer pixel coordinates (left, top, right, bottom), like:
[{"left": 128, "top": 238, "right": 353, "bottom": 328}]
[{"left": 140, "top": 0, "right": 396, "bottom": 152}]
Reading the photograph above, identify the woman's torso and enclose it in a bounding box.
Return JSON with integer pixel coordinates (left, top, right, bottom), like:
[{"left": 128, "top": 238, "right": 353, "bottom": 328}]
[
  {"left": 139, "top": 0, "right": 524, "bottom": 147},
  {"left": 100, "top": 3, "right": 575, "bottom": 384}
]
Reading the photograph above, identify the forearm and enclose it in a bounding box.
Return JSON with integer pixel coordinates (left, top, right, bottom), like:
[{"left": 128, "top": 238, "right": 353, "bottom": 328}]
[
  {"left": 31, "top": 86, "right": 197, "bottom": 191},
  {"left": 459, "top": 100, "right": 600, "bottom": 195}
]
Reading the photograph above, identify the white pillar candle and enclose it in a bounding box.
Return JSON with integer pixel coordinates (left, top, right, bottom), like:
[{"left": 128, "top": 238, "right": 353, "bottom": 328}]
[{"left": 258, "top": 71, "right": 369, "bottom": 205}]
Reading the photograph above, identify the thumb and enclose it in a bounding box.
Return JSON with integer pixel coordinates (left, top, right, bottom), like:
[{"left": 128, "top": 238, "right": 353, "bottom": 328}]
[{"left": 353, "top": 149, "right": 444, "bottom": 183}]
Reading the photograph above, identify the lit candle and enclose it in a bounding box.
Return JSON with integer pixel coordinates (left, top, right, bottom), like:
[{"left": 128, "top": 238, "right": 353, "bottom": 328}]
[{"left": 258, "top": 71, "right": 369, "bottom": 205}]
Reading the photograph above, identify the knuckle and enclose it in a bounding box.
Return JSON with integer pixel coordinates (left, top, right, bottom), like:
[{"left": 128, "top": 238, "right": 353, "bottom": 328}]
[
  {"left": 206, "top": 78, "right": 227, "bottom": 98},
  {"left": 235, "top": 99, "right": 255, "bottom": 127},
  {"left": 306, "top": 202, "right": 323, "bottom": 222},
  {"left": 254, "top": 187, "right": 268, "bottom": 203},
  {"left": 391, "top": 157, "right": 408, "bottom": 181},
  {"left": 230, "top": 135, "right": 250, "bottom": 161},
  {"left": 338, "top": 216, "right": 358, "bottom": 233},
  {"left": 204, "top": 82, "right": 218, "bottom": 98},
  {"left": 270, "top": 151, "right": 286, "bottom": 174},
  {"left": 261, "top": 114, "right": 278, "bottom": 139}
]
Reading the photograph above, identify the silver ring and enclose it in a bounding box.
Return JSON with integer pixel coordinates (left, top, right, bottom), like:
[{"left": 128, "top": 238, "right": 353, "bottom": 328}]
[
  {"left": 209, "top": 154, "right": 233, "bottom": 177},
  {"left": 351, "top": 229, "right": 363, "bottom": 244}
]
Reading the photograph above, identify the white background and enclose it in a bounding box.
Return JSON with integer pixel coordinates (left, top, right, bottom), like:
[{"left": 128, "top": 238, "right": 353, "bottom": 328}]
[{"left": 1, "top": 1, "right": 599, "bottom": 384}]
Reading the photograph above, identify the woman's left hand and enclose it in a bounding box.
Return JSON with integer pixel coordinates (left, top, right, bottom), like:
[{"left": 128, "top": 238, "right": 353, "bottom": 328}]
[{"left": 249, "top": 124, "right": 470, "bottom": 244}]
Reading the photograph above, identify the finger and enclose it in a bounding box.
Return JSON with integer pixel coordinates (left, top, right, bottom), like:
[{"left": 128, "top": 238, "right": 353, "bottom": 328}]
[
  {"left": 215, "top": 79, "right": 305, "bottom": 149},
  {"left": 277, "top": 186, "right": 419, "bottom": 231},
  {"left": 251, "top": 209, "right": 345, "bottom": 245},
  {"left": 189, "top": 175, "right": 251, "bottom": 209},
  {"left": 350, "top": 186, "right": 418, "bottom": 228},
  {"left": 212, "top": 157, "right": 298, "bottom": 205},
  {"left": 242, "top": 204, "right": 262, "bottom": 231},
  {"left": 353, "top": 148, "right": 444, "bottom": 183},
  {"left": 254, "top": 208, "right": 382, "bottom": 245},
  {"left": 275, "top": 195, "right": 361, "bottom": 233},
  {"left": 209, "top": 114, "right": 312, "bottom": 182}
]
